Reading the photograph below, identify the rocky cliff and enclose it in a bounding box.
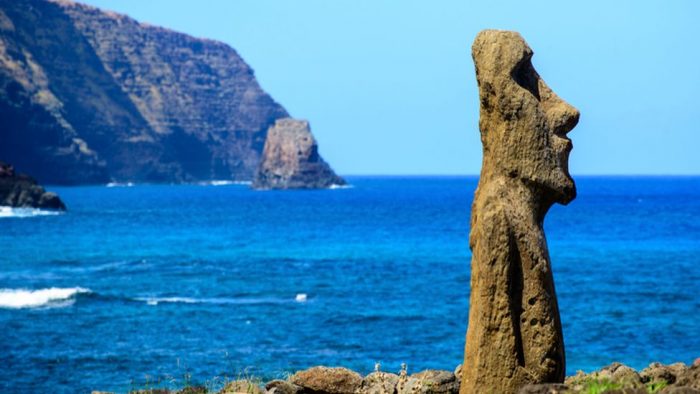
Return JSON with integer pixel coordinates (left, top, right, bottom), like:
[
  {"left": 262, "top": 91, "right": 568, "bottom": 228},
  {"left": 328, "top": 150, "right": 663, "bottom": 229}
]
[
  {"left": 0, "top": 161, "right": 66, "bottom": 209},
  {"left": 0, "top": 0, "right": 303, "bottom": 184},
  {"left": 252, "top": 118, "right": 345, "bottom": 190}
]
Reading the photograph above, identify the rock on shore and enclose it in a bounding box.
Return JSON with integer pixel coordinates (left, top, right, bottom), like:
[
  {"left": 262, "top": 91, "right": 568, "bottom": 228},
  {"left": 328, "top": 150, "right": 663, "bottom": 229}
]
[
  {"left": 93, "top": 361, "right": 700, "bottom": 394},
  {"left": 252, "top": 119, "right": 346, "bottom": 190},
  {"left": 0, "top": 161, "right": 66, "bottom": 210}
]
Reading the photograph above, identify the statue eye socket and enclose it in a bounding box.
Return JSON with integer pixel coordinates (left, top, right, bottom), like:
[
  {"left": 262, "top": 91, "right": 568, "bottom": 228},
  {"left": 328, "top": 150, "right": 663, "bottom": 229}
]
[{"left": 512, "top": 57, "right": 541, "bottom": 101}]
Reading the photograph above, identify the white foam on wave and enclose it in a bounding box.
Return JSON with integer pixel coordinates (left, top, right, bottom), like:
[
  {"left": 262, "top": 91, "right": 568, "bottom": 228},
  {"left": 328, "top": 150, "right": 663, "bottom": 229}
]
[
  {"left": 106, "top": 182, "right": 134, "bottom": 187},
  {"left": 0, "top": 287, "right": 91, "bottom": 309},
  {"left": 328, "top": 184, "right": 353, "bottom": 190},
  {"left": 0, "top": 206, "right": 61, "bottom": 218},
  {"left": 200, "top": 180, "right": 252, "bottom": 186},
  {"left": 138, "top": 296, "right": 198, "bottom": 306},
  {"left": 137, "top": 294, "right": 309, "bottom": 306}
]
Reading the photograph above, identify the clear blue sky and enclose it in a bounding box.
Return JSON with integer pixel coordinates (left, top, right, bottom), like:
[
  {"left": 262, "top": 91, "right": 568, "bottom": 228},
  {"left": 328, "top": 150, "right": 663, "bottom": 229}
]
[{"left": 80, "top": 0, "right": 700, "bottom": 175}]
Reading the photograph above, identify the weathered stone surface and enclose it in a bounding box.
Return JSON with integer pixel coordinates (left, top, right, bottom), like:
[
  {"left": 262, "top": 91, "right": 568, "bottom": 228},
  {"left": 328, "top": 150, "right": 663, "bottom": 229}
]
[
  {"left": 360, "top": 372, "right": 399, "bottom": 394},
  {"left": 0, "top": 161, "right": 66, "bottom": 209},
  {"left": 676, "top": 364, "right": 700, "bottom": 390},
  {"left": 265, "top": 380, "right": 303, "bottom": 394},
  {"left": 290, "top": 367, "right": 362, "bottom": 394},
  {"left": 252, "top": 119, "right": 345, "bottom": 190},
  {"left": 640, "top": 362, "right": 688, "bottom": 385},
  {"left": 662, "top": 387, "right": 700, "bottom": 394},
  {"left": 399, "top": 370, "right": 459, "bottom": 394},
  {"left": 517, "top": 384, "right": 569, "bottom": 394},
  {"left": 219, "top": 380, "right": 264, "bottom": 394},
  {"left": 460, "top": 30, "right": 580, "bottom": 394},
  {"left": 1, "top": 0, "right": 290, "bottom": 184},
  {"left": 589, "top": 363, "right": 643, "bottom": 387}
]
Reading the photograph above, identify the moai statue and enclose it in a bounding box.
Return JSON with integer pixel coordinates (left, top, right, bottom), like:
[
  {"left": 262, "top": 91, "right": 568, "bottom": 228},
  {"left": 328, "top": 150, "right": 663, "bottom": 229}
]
[{"left": 460, "top": 30, "right": 580, "bottom": 394}]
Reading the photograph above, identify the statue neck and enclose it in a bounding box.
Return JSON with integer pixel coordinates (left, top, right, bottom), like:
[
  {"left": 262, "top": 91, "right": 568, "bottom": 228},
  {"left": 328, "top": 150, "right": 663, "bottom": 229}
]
[{"left": 478, "top": 174, "right": 554, "bottom": 226}]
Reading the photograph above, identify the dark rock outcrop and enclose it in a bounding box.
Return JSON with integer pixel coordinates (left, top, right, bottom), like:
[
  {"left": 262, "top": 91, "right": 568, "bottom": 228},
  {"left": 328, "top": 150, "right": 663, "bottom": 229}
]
[
  {"left": 252, "top": 118, "right": 345, "bottom": 190},
  {"left": 461, "top": 30, "right": 580, "bottom": 394},
  {"left": 0, "top": 0, "right": 297, "bottom": 184},
  {"left": 0, "top": 161, "right": 66, "bottom": 209}
]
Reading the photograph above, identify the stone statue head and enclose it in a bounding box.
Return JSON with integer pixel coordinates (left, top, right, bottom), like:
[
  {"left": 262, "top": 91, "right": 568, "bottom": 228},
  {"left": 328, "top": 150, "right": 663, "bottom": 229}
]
[{"left": 472, "top": 30, "right": 580, "bottom": 205}]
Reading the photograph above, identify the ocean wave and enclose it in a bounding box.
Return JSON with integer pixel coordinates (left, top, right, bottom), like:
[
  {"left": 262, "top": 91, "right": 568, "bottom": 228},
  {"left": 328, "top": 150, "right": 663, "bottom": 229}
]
[
  {"left": 106, "top": 182, "right": 134, "bottom": 187},
  {"left": 199, "top": 180, "right": 252, "bottom": 186},
  {"left": 136, "top": 293, "right": 310, "bottom": 306},
  {"left": 0, "top": 287, "right": 91, "bottom": 309},
  {"left": 328, "top": 184, "right": 353, "bottom": 190},
  {"left": 0, "top": 206, "right": 62, "bottom": 218}
]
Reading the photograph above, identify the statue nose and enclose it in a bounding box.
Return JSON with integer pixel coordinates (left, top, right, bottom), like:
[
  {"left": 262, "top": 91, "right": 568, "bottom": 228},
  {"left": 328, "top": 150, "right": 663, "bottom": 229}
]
[{"left": 549, "top": 101, "right": 580, "bottom": 136}]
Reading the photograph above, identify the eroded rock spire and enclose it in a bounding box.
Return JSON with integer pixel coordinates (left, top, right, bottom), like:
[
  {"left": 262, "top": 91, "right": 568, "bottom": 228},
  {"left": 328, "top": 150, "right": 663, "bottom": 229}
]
[{"left": 460, "top": 30, "right": 580, "bottom": 394}]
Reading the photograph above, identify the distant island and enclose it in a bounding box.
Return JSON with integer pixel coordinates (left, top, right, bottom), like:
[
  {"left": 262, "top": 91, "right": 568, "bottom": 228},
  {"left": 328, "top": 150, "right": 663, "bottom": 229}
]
[{"left": 0, "top": 0, "right": 343, "bottom": 188}]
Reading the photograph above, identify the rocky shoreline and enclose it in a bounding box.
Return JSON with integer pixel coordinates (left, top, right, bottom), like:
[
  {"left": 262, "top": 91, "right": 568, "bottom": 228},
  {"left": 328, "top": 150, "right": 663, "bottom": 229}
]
[
  {"left": 93, "top": 361, "right": 700, "bottom": 394},
  {"left": 0, "top": 161, "right": 66, "bottom": 210}
]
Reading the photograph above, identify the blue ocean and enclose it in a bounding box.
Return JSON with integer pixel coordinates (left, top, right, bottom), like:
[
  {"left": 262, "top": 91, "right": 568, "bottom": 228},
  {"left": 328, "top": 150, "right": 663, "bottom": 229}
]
[{"left": 1, "top": 176, "right": 699, "bottom": 393}]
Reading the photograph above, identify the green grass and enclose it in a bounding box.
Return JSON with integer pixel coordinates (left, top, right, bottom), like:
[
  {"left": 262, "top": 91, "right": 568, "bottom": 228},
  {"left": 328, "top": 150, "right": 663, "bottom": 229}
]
[{"left": 577, "top": 378, "right": 622, "bottom": 394}]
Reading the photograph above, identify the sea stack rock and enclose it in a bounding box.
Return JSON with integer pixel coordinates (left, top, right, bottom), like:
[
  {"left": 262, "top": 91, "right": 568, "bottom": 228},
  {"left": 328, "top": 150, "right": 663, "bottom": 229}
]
[
  {"left": 252, "top": 118, "right": 345, "bottom": 189},
  {"left": 460, "top": 30, "right": 580, "bottom": 394},
  {"left": 0, "top": 162, "right": 66, "bottom": 210}
]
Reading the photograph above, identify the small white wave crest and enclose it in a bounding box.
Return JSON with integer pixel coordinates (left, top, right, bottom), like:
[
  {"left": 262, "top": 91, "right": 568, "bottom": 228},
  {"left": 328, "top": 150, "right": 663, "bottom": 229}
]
[
  {"left": 199, "top": 180, "right": 252, "bottom": 186},
  {"left": 137, "top": 294, "right": 309, "bottom": 306},
  {"left": 106, "top": 182, "right": 134, "bottom": 187},
  {"left": 0, "top": 287, "right": 91, "bottom": 309},
  {"left": 328, "top": 184, "right": 353, "bottom": 190},
  {"left": 0, "top": 206, "right": 61, "bottom": 218}
]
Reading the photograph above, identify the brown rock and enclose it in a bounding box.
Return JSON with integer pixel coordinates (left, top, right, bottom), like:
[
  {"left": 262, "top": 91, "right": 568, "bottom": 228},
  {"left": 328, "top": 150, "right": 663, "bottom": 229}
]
[
  {"left": 219, "top": 380, "right": 264, "bottom": 394},
  {"left": 661, "top": 388, "right": 700, "bottom": 394},
  {"left": 676, "top": 364, "right": 700, "bottom": 390},
  {"left": 252, "top": 118, "right": 345, "bottom": 190},
  {"left": 265, "top": 380, "right": 303, "bottom": 394},
  {"left": 177, "top": 387, "right": 208, "bottom": 394},
  {"left": 640, "top": 362, "right": 688, "bottom": 385},
  {"left": 290, "top": 366, "right": 362, "bottom": 394},
  {"left": 517, "top": 384, "right": 568, "bottom": 394},
  {"left": 460, "top": 30, "right": 580, "bottom": 394},
  {"left": 398, "top": 370, "right": 458, "bottom": 394},
  {"left": 595, "top": 363, "right": 643, "bottom": 387},
  {"left": 360, "top": 372, "right": 399, "bottom": 394}
]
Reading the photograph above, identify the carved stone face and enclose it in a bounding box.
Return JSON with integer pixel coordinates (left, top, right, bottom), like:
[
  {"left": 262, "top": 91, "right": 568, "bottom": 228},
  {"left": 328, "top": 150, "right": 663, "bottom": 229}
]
[{"left": 473, "top": 31, "right": 580, "bottom": 205}]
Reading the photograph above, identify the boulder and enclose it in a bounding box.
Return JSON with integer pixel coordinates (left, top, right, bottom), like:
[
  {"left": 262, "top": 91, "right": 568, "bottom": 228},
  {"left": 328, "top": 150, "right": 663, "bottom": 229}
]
[
  {"left": 398, "top": 370, "right": 458, "bottom": 394},
  {"left": 359, "top": 372, "right": 399, "bottom": 394},
  {"left": 676, "top": 364, "right": 700, "bottom": 390},
  {"left": 565, "top": 363, "right": 642, "bottom": 389},
  {"left": 640, "top": 362, "right": 688, "bottom": 385},
  {"left": 177, "top": 387, "right": 208, "bottom": 394},
  {"left": 290, "top": 367, "right": 362, "bottom": 394},
  {"left": 265, "top": 380, "right": 303, "bottom": 394},
  {"left": 0, "top": 161, "right": 66, "bottom": 210},
  {"left": 252, "top": 119, "right": 345, "bottom": 190},
  {"left": 220, "top": 380, "right": 264, "bottom": 394},
  {"left": 517, "top": 384, "right": 569, "bottom": 394},
  {"left": 661, "top": 388, "right": 700, "bottom": 394}
]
